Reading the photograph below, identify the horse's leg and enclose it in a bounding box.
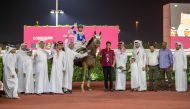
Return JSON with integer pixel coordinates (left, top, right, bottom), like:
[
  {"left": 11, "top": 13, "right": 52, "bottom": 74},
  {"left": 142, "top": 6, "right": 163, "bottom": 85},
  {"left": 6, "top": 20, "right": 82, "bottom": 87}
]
[
  {"left": 81, "top": 81, "right": 85, "bottom": 93},
  {"left": 81, "top": 68, "right": 85, "bottom": 93},
  {"left": 87, "top": 69, "right": 92, "bottom": 91},
  {"left": 81, "top": 65, "right": 87, "bottom": 93}
]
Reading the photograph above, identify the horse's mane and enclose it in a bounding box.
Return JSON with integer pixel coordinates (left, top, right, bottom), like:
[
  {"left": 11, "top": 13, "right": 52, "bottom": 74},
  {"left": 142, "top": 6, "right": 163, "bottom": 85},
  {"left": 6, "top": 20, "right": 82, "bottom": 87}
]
[{"left": 86, "top": 36, "right": 94, "bottom": 48}]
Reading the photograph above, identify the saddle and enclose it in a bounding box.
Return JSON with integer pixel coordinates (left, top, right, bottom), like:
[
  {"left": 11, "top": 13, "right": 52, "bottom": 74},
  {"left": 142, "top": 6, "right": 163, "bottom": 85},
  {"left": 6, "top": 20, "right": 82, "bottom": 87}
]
[
  {"left": 75, "top": 47, "right": 87, "bottom": 54},
  {"left": 74, "top": 47, "right": 88, "bottom": 67}
]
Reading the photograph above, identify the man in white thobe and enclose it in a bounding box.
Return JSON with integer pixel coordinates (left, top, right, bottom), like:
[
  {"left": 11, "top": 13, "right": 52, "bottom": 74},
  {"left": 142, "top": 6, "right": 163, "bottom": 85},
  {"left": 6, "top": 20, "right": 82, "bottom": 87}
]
[
  {"left": 16, "top": 43, "right": 27, "bottom": 93},
  {"left": 173, "top": 42, "right": 188, "bottom": 92},
  {"left": 63, "top": 37, "right": 88, "bottom": 94},
  {"left": 132, "top": 40, "right": 147, "bottom": 91},
  {"left": 23, "top": 49, "right": 35, "bottom": 94},
  {"left": 3, "top": 45, "right": 20, "bottom": 99},
  {"left": 115, "top": 41, "right": 128, "bottom": 91},
  {"left": 49, "top": 41, "right": 66, "bottom": 94},
  {"left": 34, "top": 41, "right": 50, "bottom": 95}
]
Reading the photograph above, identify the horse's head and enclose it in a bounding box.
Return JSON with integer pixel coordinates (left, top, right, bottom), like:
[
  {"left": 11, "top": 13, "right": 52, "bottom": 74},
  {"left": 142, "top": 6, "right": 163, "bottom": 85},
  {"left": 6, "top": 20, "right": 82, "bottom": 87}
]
[{"left": 93, "top": 31, "right": 102, "bottom": 47}]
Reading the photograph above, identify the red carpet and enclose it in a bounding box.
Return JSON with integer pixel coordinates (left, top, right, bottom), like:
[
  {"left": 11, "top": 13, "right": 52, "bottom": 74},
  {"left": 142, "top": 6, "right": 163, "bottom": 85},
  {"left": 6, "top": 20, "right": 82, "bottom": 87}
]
[{"left": 0, "top": 82, "right": 190, "bottom": 109}]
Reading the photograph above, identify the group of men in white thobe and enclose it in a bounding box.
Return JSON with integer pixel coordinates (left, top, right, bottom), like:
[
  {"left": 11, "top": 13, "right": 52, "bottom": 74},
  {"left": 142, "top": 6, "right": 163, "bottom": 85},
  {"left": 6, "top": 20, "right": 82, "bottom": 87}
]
[
  {"left": 3, "top": 43, "right": 41, "bottom": 98},
  {"left": 33, "top": 38, "right": 88, "bottom": 95},
  {"left": 2, "top": 35, "right": 90, "bottom": 98},
  {"left": 2, "top": 24, "right": 90, "bottom": 98},
  {"left": 115, "top": 40, "right": 188, "bottom": 92},
  {"left": 114, "top": 40, "right": 147, "bottom": 92}
]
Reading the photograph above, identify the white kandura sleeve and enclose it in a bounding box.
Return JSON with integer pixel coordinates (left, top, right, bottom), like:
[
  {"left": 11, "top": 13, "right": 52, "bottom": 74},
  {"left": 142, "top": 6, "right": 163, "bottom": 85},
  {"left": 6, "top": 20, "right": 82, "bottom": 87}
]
[
  {"left": 6, "top": 54, "right": 15, "bottom": 76},
  {"left": 183, "top": 51, "right": 187, "bottom": 69},
  {"left": 62, "top": 53, "right": 66, "bottom": 72},
  {"left": 173, "top": 53, "right": 176, "bottom": 71}
]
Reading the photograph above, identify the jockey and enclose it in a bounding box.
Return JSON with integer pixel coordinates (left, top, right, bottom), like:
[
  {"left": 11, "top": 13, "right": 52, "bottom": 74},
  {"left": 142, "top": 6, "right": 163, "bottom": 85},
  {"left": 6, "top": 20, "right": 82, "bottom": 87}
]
[{"left": 69, "top": 23, "right": 86, "bottom": 51}]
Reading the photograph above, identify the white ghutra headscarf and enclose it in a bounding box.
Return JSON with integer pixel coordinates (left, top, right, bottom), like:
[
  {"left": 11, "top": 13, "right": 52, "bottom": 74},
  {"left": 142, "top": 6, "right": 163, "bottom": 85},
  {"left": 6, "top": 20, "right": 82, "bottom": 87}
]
[
  {"left": 176, "top": 42, "right": 184, "bottom": 51},
  {"left": 133, "top": 40, "right": 145, "bottom": 50},
  {"left": 7, "top": 45, "right": 16, "bottom": 53},
  {"left": 19, "top": 43, "right": 27, "bottom": 50}
]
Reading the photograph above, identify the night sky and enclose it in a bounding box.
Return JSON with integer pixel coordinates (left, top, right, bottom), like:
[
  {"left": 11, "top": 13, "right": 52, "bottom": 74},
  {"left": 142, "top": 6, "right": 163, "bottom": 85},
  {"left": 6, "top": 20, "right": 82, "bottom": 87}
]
[{"left": 0, "top": 0, "right": 190, "bottom": 44}]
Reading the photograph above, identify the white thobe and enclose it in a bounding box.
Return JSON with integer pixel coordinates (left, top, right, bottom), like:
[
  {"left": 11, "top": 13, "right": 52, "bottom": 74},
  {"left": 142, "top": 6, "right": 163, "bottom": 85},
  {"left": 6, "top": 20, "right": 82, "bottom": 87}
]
[
  {"left": 3, "top": 53, "right": 18, "bottom": 98},
  {"left": 130, "top": 62, "right": 140, "bottom": 89},
  {"left": 115, "top": 50, "right": 128, "bottom": 90},
  {"left": 173, "top": 49, "right": 188, "bottom": 92},
  {"left": 16, "top": 50, "right": 26, "bottom": 93},
  {"left": 2, "top": 52, "right": 8, "bottom": 65},
  {"left": 132, "top": 48, "right": 147, "bottom": 91},
  {"left": 0, "top": 53, "right": 3, "bottom": 57},
  {"left": 23, "top": 56, "right": 34, "bottom": 94},
  {"left": 50, "top": 50, "right": 66, "bottom": 93},
  {"left": 34, "top": 48, "right": 50, "bottom": 94},
  {"left": 63, "top": 39, "right": 88, "bottom": 90}
]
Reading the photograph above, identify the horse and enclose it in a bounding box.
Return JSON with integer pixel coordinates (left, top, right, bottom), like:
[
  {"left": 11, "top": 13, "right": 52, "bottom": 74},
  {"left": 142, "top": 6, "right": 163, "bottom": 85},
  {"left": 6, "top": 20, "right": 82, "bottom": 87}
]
[{"left": 74, "top": 31, "right": 101, "bottom": 92}]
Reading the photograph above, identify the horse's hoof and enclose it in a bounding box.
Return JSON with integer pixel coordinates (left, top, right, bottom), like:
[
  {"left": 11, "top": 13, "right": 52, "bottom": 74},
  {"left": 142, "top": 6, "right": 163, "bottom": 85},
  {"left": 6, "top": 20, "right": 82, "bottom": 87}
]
[
  {"left": 87, "top": 83, "right": 91, "bottom": 91},
  {"left": 81, "top": 88, "right": 85, "bottom": 93},
  {"left": 81, "top": 84, "right": 85, "bottom": 93}
]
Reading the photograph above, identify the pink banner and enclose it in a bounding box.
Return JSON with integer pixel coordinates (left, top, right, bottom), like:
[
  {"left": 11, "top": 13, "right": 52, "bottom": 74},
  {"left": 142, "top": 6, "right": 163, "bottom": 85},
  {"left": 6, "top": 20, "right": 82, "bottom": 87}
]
[
  {"left": 170, "top": 37, "right": 190, "bottom": 49},
  {"left": 24, "top": 26, "right": 119, "bottom": 49}
]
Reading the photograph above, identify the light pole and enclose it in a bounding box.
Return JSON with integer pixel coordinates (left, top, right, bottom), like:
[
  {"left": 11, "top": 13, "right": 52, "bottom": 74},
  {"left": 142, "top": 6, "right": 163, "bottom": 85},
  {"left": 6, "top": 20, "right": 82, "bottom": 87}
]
[
  {"left": 50, "top": 0, "right": 64, "bottom": 26},
  {"left": 135, "top": 21, "right": 139, "bottom": 38}
]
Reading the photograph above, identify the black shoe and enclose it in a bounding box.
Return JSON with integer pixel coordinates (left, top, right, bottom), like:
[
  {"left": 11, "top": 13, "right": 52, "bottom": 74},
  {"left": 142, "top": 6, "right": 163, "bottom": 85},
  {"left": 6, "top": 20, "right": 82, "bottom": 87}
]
[
  {"left": 109, "top": 89, "right": 114, "bottom": 92},
  {"left": 64, "top": 91, "right": 71, "bottom": 94},
  {"left": 153, "top": 87, "right": 158, "bottom": 92},
  {"left": 68, "top": 90, "right": 72, "bottom": 94},
  {"left": 104, "top": 89, "right": 109, "bottom": 92},
  {"left": 19, "top": 92, "right": 25, "bottom": 94},
  {"left": 132, "top": 88, "right": 138, "bottom": 92},
  {"left": 168, "top": 87, "right": 173, "bottom": 91},
  {"left": 161, "top": 87, "right": 166, "bottom": 91},
  {"left": 117, "top": 90, "right": 124, "bottom": 91},
  {"left": 149, "top": 88, "right": 153, "bottom": 91}
]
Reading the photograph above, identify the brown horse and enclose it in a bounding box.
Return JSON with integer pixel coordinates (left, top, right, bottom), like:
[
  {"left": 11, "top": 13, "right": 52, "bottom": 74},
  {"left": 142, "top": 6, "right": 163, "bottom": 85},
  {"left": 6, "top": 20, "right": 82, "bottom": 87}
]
[{"left": 74, "top": 31, "right": 101, "bottom": 92}]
